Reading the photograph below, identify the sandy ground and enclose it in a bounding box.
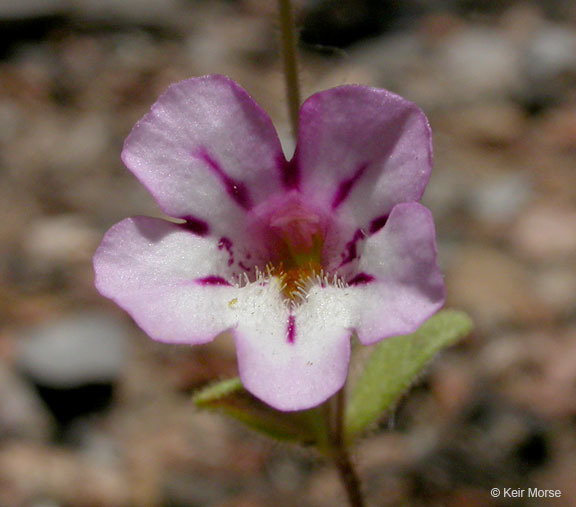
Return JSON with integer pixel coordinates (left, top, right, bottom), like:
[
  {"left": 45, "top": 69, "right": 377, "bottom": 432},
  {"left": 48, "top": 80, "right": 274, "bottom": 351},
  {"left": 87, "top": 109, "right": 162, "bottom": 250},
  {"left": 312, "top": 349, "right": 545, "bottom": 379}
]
[{"left": 1, "top": 1, "right": 576, "bottom": 505}]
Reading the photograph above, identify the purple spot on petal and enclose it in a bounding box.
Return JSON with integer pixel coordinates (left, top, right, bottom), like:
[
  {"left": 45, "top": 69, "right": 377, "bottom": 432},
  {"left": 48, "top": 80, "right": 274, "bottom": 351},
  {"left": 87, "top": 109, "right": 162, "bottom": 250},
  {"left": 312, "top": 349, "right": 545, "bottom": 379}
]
[
  {"left": 348, "top": 273, "right": 374, "bottom": 285},
  {"left": 369, "top": 214, "right": 389, "bottom": 234},
  {"left": 195, "top": 148, "right": 252, "bottom": 210},
  {"left": 281, "top": 156, "right": 300, "bottom": 190},
  {"left": 339, "top": 229, "right": 365, "bottom": 266},
  {"left": 332, "top": 163, "right": 369, "bottom": 209},
  {"left": 286, "top": 314, "right": 296, "bottom": 344},
  {"left": 179, "top": 216, "right": 210, "bottom": 236},
  {"left": 218, "top": 237, "right": 234, "bottom": 266},
  {"left": 238, "top": 261, "right": 251, "bottom": 272},
  {"left": 197, "top": 276, "right": 231, "bottom": 286}
]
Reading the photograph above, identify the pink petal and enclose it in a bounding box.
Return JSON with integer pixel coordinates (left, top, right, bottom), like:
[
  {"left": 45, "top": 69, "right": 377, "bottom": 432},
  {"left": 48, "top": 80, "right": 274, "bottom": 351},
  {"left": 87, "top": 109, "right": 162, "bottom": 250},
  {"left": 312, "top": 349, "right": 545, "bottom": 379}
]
[
  {"left": 122, "top": 75, "right": 286, "bottom": 241},
  {"left": 351, "top": 202, "right": 445, "bottom": 344},
  {"left": 294, "top": 86, "right": 432, "bottom": 231},
  {"left": 94, "top": 217, "right": 238, "bottom": 344},
  {"left": 233, "top": 285, "right": 352, "bottom": 411}
]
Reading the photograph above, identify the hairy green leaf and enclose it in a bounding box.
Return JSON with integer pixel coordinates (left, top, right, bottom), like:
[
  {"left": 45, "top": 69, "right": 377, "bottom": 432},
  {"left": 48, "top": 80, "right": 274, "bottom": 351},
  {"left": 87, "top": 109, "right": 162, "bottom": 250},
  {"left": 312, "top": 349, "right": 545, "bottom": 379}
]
[
  {"left": 345, "top": 309, "right": 473, "bottom": 441},
  {"left": 194, "top": 377, "right": 326, "bottom": 445}
]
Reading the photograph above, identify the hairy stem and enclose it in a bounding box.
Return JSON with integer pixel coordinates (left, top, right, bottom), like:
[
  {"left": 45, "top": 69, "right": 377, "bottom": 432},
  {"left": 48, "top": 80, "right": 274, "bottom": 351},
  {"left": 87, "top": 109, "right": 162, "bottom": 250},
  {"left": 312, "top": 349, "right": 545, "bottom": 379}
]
[
  {"left": 329, "top": 389, "right": 366, "bottom": 507},
  {"left": 277, "top": 0, "right": 301, "bottom": 139}
]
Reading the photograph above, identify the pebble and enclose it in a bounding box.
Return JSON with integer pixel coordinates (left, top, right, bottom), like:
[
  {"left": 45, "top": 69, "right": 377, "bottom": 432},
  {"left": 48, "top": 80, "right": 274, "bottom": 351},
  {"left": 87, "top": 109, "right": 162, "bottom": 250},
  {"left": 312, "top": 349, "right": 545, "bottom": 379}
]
[
  {"left": 0, "top": 0, "right": 183, "bottom": 27},
  {"left": 446, "top": 245, "right": 550, "bottom": 330},
  {"left": 17, "top": 312, "right": 130, "bottom": 388},
  {"left": 0, "top": 0, "right": 65, "bottom": 19},
  {"left": 0, "top": 365, "right": 54, "bottom": 441},
  {"left": 533, "top": 266, "right": 576, "bottom": 317},
  {"left": 481, "top": 330, "right": 576, "bottom": 417},
  {"left": 468, "top": 172, "right": 533, "bottom": 225},
  {"left": 436, "top": 26, "right": 522, "bottom": 101},
  {"left": 0, "top": 442, "right": 130, "bottom": 505},
  {"left": 23, "top": 214, "right": 99, "bottom": 270},
  {"left": 537, "top": 105, "right": 576, "bottom": 151},
  {"left": 511, "top": 203, "right": 576, "bottom": 261},
  {"left": 71, "top": 0, "right": 184, "bottom": 27},
  {"left": 524, "top": 23, "right": 576, "bottom": 83},
  {"left": 433, "top": 102, "right": 527, "bottom": 145}
]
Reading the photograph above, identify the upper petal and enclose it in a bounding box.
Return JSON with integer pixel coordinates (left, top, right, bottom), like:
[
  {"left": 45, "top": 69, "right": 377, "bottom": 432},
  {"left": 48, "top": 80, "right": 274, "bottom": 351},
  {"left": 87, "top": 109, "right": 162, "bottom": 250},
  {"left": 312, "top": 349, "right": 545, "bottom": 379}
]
[
  {"left": 233, "top": 282, "right": 352, "bottom": 411},
  {"left": 350, "top": 202, "right": 445, "bottom": 344},
  {"left": 94, "top": 217, "right": 238, "bottom": 344},
  {"left": 293, "top": 85, "right": 432, "bottom": 230},
  {"left": 122, "top": 75, "right": 287, "bottom": 241}
]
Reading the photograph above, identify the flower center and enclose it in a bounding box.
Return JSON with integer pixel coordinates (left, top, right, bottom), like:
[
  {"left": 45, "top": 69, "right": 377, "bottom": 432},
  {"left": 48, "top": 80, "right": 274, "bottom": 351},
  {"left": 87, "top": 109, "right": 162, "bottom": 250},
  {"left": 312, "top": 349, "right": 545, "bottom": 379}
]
[
  {"left": 269, "top": 260, "right": 323, "bottom": 300},
  {"left": 265, "top": 199, "right": 326, "bottom": 300}
]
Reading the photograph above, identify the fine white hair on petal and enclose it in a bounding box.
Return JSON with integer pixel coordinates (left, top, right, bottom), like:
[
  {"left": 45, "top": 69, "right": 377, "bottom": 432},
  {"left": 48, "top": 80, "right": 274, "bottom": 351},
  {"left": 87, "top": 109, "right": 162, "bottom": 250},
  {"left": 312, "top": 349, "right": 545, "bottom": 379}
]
[
  {"left": 94, "top": 76, "right": 444, "bottom": 411},
  {"left": 233, "top": 282, "right": 353, "bottom": 411},
  {"left": 94, "top": 216, "right": 239, "bottom": 345}
]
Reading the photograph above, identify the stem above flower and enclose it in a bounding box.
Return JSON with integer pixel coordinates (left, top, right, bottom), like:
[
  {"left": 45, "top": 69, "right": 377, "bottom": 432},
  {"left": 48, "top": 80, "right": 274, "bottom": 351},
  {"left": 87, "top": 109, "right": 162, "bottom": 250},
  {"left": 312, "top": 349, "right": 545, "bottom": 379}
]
[{"left": 277, "top": 0, "right": 301, "bottom": 140}]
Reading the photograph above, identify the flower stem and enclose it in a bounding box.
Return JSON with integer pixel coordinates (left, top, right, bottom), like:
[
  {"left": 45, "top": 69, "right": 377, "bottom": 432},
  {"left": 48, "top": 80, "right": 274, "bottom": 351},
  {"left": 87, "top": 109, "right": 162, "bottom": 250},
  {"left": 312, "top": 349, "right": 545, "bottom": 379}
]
[
  {"left": 277, "top": 0, "right": 301, "bottom": 139},
  {"left": 329, "top": 389, "right": 366, "bottom": 507}
]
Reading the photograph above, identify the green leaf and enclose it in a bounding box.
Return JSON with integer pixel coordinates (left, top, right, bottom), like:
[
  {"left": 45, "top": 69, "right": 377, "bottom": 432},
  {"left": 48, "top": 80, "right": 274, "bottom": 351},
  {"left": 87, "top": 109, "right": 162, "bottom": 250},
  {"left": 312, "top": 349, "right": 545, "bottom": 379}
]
[
  {"left": 345, "top": 309, "right": 473, "bottom": 441},
  {"left": 194, "top": 377, "right": 327, "bottom": 446}
]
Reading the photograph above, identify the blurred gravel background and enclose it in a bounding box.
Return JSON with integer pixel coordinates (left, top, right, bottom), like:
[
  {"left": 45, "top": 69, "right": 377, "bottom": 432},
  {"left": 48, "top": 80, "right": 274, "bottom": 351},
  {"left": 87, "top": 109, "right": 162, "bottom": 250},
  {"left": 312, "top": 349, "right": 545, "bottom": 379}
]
[{"left": 1, "top": 0, "right": 576, "bottom": 505}]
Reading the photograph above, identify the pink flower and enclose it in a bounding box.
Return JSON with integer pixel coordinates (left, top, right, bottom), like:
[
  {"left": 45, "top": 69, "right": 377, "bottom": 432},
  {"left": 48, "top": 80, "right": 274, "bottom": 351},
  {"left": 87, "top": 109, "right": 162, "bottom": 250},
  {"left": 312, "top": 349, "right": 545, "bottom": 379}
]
[{"left": 94, "top": 75, "right": 444, "bottom": 411}]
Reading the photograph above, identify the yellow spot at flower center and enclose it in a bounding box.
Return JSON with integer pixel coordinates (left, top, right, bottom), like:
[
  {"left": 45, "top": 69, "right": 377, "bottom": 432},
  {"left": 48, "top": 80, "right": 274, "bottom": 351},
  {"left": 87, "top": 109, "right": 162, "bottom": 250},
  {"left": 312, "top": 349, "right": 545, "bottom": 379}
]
[
  {"left": 276, "top": 260, "right": 322, "bottom": 300},
  {"left": 264, "top": 198, "right": 326, "bottom": 300}
]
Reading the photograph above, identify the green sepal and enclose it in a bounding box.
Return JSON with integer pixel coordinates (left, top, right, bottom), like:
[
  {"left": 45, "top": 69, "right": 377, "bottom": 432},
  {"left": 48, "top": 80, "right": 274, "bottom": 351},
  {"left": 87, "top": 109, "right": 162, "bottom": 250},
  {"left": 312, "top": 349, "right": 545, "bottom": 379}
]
[
  {"left": 193, "top": 377, "right": 327, "bottom": 446},
  {"left": 345, "top": 309, "right": 473, "bottom": 442}
]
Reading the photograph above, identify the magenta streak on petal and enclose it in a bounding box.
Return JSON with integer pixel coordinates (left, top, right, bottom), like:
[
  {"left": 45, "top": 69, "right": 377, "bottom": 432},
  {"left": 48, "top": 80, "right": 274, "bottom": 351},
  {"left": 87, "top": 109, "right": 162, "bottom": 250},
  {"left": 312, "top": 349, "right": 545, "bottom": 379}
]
[
  {"left": 195, "top": 148, "right": 252, "bottom": 210},
  {"left": 348, "top": 273, "right": 375, "bottom": 285},
  {"left": 280, "top": 155, "right": 300, "bottom": 189},
  {"left": 339, "top": 229, "right": 365, "bottom": 266},
  {"left": 286, "top": 314, "right": 296, "bottom": 344},
  {"left": 218, "top": 237, "right": 234, "bottom": 266},
  {"left": 196, "top": 276, "right": 231, "bottom": 286},
  {"left": 331, "top": 163, "right": 369, "bottom": 209},
  {"left": 179, "top": 216, "right": 210, "bottom": 236},
  {"left": 238, "top": 261, "right": 251, "bottom": 272},
  {"left": 369, "top": 214, "right": 389, "bottom": 235}
]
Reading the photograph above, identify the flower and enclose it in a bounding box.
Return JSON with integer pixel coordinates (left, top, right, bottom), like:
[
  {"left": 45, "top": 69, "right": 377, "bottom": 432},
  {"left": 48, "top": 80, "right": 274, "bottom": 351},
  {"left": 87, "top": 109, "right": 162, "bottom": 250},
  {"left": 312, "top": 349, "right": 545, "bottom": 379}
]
[{"left": 94, "top": 75, "right": 445, "bottom": 411}]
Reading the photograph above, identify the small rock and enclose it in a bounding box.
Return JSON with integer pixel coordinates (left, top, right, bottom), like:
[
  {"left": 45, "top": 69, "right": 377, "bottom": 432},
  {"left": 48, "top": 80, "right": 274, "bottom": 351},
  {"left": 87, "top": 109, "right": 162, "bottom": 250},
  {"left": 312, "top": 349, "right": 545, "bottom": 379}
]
[
  {"left": 23, "top": 214, "right": 99, "bottom": 270},
  {"left": 0, "top": 365, "right": 54, "bottom": 441},
  {"left": 524, "top": 23, "right": 576, "bottom": 83},
  {"left": 511, "top": 203, "right": 576, "bottom": 261},
  {"left": 533, "top": 265, "right": 576, "bottom": 317},
  {"left": 70, "top": 0, "right": 184, "bottom": 27},
  {"left": 307, "top": 467, "right": 342, "bottom": 507},
  {"left": 0, "top": 0, "right": 65, "bottom": 19},
  {"left": 0, "top": 100, "right": 25, "bottom": 143},
  {"left": 357, "top": 433, "right": 408, "bottom": 469},
  {"left": 433, "top": 103, "right": 527, "bottom": 146},
  {"left": 0, "top": 442, "right": 130, "bottom": 506},
  {"left": 386, "top": 24, "right": 523, "bottom": 108},
  {"left": 430, "top": 358, "right": 475, "bottom": 418},
  {"left": 17, "top": 312, "right": 130, "bottom": 388},
  {"left": 537, "top": 104, "right": 576, "bottom": 152},
  {"left": 440, "top": 27, "right": 522, "bottom": 100},
  {"left": 446, "top": 245, "right": 550, "bottom": 330},
  {"left": 481, "top": 330, "right": 576, "bottom": 417},
  {"left": 468, "top": 172, "right": 532, "bottom": 226}
]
